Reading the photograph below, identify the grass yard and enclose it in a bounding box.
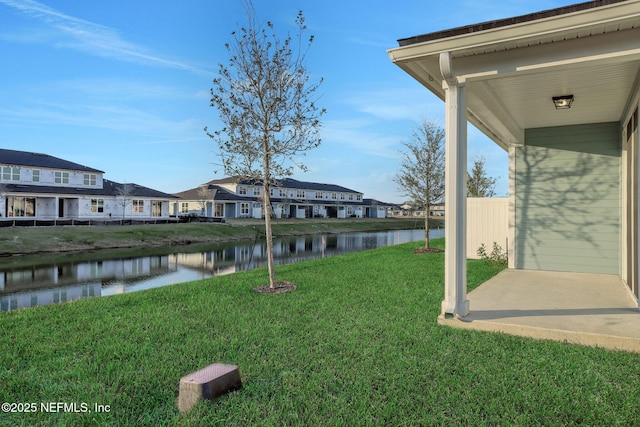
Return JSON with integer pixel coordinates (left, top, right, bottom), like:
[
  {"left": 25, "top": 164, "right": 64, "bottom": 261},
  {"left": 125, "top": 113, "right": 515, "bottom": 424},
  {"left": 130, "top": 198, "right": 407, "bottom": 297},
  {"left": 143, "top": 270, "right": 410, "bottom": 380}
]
[{"left": 1, "top": 239, "right": 639, "bottom": 426}]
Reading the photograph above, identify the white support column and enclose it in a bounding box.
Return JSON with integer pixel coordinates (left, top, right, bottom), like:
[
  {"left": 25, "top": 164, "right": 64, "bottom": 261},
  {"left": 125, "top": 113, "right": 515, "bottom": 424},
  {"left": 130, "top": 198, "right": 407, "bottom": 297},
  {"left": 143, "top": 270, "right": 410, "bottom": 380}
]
[
  {"left": 508, "top": 145, "right": 518, "bottom": 269},
  {"left": 440, "top": 52, "right": 469, "bottom": 318}
]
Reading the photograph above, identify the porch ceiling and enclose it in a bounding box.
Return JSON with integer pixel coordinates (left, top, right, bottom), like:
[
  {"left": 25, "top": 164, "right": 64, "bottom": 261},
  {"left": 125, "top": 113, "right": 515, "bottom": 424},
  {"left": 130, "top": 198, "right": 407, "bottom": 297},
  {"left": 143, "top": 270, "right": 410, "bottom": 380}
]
[{"left": 388, "top": 0, "right": 640, "bottom": 148}]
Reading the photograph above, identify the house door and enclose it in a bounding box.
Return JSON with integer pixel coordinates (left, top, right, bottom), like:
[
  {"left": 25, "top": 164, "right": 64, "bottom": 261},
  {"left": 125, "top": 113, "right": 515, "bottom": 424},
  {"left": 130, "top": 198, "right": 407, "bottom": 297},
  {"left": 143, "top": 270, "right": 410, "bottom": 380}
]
[
  {"left": 625, "top": 108, "right": 638, "bottom": 298},
  {"left": 58, "top": 199, "right": 65, "bottom": 218}
]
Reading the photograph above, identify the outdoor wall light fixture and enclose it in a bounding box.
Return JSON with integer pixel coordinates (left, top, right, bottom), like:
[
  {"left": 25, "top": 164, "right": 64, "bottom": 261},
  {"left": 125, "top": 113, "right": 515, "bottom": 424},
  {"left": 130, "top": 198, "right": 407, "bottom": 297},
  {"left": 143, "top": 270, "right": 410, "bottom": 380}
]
[{"left": 552, "top": 95, "right": 574, "bottom": 109}]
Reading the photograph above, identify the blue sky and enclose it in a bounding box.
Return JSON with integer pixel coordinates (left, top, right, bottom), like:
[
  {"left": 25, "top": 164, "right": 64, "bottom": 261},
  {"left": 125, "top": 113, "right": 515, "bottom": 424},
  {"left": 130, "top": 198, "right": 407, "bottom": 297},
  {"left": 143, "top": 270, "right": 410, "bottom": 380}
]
[{"left": 0, "top": 0, "right": 578, "bottom": 203}]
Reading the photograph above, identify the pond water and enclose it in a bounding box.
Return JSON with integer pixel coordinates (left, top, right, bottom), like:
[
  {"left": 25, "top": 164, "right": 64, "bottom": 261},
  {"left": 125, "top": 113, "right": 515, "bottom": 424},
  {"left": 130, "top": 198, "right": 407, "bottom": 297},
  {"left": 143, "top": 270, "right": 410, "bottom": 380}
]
[{"left": 0, "top": 228, "right": 443, "bottom": 312}]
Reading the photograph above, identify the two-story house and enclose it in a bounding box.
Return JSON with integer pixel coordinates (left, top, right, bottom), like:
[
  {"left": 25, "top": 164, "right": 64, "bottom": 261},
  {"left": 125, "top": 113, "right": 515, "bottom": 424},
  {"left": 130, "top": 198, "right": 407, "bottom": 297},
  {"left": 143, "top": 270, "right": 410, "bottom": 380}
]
[
  {"left": 0, "top": 149, "right": 176, "bottom": 221},
  {"left": 173, "top": 177, "right": 390, "bottom": 219}
]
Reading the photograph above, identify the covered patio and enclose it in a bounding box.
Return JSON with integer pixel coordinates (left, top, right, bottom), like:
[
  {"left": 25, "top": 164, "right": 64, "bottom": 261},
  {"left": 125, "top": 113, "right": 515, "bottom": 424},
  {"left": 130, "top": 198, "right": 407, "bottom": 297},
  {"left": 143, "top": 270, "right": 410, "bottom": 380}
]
[
  {"left": 440, "top": 269, "right": 640, "bottom": 352},
  {"left": 388, "top": 0, "right": 640, "bottom": 351}
]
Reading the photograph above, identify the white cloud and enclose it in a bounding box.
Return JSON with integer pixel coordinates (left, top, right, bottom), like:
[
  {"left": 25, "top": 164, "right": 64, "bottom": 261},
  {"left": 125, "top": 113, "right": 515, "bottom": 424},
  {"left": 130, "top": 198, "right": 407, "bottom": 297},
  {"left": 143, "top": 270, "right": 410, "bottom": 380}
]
[
  {"left": 46, "top": 78, "right": 195, "bottom": 101},
  {"left": 0, "top": 0, "right": 210, "bottom": 75}
]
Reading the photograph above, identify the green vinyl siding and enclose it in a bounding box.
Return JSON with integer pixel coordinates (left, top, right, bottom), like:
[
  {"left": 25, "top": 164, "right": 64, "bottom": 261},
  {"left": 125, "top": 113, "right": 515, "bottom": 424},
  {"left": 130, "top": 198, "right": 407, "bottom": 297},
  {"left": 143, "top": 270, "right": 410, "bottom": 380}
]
[{"left": 515, "top": 122, "right": 620, "bottom": 274}]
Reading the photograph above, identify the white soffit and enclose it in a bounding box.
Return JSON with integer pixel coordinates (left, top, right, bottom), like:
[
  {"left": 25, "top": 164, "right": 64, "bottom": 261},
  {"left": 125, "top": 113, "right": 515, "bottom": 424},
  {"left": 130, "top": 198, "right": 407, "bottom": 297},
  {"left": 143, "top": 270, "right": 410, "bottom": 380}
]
[
  {"left": 388, "top": 0, "right": 640, "bottom": 146},
  {"left": 484, "top": 60, "right": 640, "bottom": 130}
]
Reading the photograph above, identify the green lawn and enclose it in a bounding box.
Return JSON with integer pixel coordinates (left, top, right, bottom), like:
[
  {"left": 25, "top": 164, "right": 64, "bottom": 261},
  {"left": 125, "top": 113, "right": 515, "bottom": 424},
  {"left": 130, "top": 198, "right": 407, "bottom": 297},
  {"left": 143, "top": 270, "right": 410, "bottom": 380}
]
[{"left": 1, "top": 239, "right": 639, "bottom": 426}]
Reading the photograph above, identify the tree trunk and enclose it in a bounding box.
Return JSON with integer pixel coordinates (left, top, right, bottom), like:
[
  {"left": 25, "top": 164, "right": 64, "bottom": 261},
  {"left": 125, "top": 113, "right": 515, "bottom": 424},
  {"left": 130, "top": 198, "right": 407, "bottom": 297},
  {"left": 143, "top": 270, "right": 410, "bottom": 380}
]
[
  {"left": 263, "top": 183, "right": 277, "bottom": 288},
  {"left": 424, "top": 204, "right": 430, "bottom": 248},
  {"left": 262, "top": 138, "right": 277, "bottom": 289}
]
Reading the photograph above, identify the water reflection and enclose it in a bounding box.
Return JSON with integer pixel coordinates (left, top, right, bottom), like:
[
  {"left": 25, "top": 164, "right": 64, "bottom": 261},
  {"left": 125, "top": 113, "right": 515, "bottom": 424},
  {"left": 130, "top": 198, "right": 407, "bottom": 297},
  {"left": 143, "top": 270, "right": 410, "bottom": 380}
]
[{"left": 0, "top": 229, "right": 442, "bottom": 311}]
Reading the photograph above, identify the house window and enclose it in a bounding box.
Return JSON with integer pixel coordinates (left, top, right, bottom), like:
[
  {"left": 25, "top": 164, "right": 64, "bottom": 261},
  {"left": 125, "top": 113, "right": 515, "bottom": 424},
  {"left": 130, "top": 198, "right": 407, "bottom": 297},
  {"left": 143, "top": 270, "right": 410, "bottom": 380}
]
[
  {"left": 53, "top": 290, "right": 67, "bottom": 303},
  {"left": 315, "top": 192, "right": 322, "bottom": 199},
  {"left": 238, "top": 186, "right": 247, "bottom": 195},
  {"left": 7, "top": 197, "right": 35, "bottom": 217},
  {"left": 214, "top": 203, "right": 224, "bottom": 217},
  {"left": 84, "top": 173, "right": 97, "bottom": 186},
  {"left": 90, "top": 199, "right": 104, "bottom": 213},
  {"left": 1, "top": 298, "right": 18, "bottom": 311},
  {"left": 332, "top": 193, "right": 337, "bottom": 200},
  {"left": 240, "top": 203, "right": 250, "bottom": 216},
  {"left": 340, "top": 193, "right": 346, "bottom": 200},
  {"left": 297, "top": 190, "right": 305, "bottom": 198},
  {"left": 181, "top": 202, "right": 189, "bottom": 213},
  {"left": 132, "top": 199, "right": 144, "bottom": 213},
  {"left": 279, "top": 189, "right": 286, "bottom": 197},
  {"left": 151, "top": 201, "right": 162, "bottom": 217},
  {"left": 254, "top": 187, "right": 261, "bottom": 196},
  {"left": 349, "top": 194, "right": 353, "bottom": 201},
  {"left": 1, "top": 166, "right": 20, "bottom": 181},
  {"left": 357, "top": 195, "right": 362, "bottom": 201},
  {"left": 347, "top": 206, "right": 353, "bottom": 216},
  {"left": 54, "top": 171, "right": 69, "bottom": 184},
  {"left": 32, "top": 169, "right": 40, "bottom": 183}
]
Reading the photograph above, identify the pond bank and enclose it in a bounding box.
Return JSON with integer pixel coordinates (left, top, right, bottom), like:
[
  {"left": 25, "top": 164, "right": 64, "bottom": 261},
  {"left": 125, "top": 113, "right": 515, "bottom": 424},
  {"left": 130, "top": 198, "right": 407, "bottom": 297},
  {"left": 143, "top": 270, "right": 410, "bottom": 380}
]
[
  {"left": 0, "top": 217, "right": 441, "bottom": 257},
  {"left": 1, "top": 229, "right": 444, "bottom": 311}
]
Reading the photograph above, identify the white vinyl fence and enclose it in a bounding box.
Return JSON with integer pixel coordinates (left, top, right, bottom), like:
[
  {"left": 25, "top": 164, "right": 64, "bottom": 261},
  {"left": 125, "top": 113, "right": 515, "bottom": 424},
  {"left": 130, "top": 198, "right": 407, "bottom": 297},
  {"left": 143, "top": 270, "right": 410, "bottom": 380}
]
[{"left": 467, "top": 197, "right": 509, "bottom": 259}]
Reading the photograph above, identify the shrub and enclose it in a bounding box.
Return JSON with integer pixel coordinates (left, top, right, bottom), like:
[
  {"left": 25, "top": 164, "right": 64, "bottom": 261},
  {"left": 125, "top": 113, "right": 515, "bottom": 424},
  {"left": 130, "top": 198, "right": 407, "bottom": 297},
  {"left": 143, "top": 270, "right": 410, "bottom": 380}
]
[{"left": 477, "top": 241, "right": 507, "bottom": 267}]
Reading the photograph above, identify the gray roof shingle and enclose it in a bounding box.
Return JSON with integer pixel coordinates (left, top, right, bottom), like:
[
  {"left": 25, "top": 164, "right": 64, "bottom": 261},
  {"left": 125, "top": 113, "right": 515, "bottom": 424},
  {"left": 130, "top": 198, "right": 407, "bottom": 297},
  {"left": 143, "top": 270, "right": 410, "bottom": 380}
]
[
  {"left": 0, "top": 148, "right": 104, "bottom": 173},
  {"left": 4, "top": 180, "right": 177, "bottom": 199},
  {"left": 203, "top": 177, "right": 361, "bottom": 194},
  {"left": 397, "top": 0, "right": 628, "bottom": 47}
]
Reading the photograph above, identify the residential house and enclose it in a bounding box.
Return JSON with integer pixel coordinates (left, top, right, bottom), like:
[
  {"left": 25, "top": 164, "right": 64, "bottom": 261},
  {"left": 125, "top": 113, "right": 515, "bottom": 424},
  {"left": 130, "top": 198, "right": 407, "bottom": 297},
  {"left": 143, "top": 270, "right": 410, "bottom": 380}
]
[
  {"left": 173, "top": 177, "right": 390, "bottom": 219},
  {"left": 387, "top": 203, "right": 444, "bottom": 217},
  {"left": 388, "top": 0, "right": 640, "bottom": 316},
  {"left": 0, "top": 149, "right": 176, "bottom": 221}
]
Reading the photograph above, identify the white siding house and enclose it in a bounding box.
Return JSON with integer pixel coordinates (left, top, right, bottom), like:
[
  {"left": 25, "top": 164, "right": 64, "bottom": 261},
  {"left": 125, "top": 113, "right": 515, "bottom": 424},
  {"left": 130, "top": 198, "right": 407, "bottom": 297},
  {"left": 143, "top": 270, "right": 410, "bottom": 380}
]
[
  {"left": 0, "top": 149, "right": 176, "bottom": 221},
  {"left": 174, "top": 177, "right": 392, "bottom": 220}
]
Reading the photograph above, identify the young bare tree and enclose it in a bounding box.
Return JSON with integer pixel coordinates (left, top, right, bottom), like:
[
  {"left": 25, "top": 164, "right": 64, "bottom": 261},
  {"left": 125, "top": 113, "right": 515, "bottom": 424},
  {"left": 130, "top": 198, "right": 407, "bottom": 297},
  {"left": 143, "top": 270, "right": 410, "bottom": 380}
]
[
  {"left": 393, "top": 119, "right": 445, "bottom": 249},
  {"left": 0, "top": 183, "right": 8, "bottom": 218},
  {"left": 205, "top": 3, "right": 324, "bottom": 290},
  {"left": 467, "top": 156, "right": 497, "bottom": 197},
  {"left": 115, "top": 183, "right": 134, "bottom": 220},
  {"left": 196, "top": 185, "right": 212, "bottom": 216}
]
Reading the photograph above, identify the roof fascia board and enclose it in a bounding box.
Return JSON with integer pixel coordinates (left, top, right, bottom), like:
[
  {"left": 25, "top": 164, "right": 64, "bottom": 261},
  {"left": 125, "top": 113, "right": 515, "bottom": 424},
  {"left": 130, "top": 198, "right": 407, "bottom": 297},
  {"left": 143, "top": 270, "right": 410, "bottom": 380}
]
[
  {"left": 387, "top": 0, "right": 640, "bottom": 64},
  {"left": 451, "top": 27, "right": 640, "bottom": 83}
]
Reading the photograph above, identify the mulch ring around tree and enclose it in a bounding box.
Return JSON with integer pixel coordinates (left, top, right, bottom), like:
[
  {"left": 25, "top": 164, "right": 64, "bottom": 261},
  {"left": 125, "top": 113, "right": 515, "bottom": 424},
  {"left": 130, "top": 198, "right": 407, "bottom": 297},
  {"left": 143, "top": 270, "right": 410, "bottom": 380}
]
[
  {"left": 253, "top": 281, "right": 296, "bottom": 294},
  {"left": 413, "top": 247, "right": 443, "bottom": 254}
]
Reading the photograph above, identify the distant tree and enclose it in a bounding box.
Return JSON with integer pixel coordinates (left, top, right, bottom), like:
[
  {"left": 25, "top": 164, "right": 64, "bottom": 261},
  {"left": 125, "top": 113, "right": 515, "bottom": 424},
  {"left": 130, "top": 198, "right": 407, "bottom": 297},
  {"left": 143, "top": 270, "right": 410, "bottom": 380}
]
[
  {"left": 197, "top": 185, "right": 212, "bottom": 216},
  {"left": 115, "top": 183, "right": 134, "bottom": 219},
  {"left": 467, "top": 156, "right": 497, "bottom": 197},
  {"left": 393, "top": 119, "right": 445, "bottom": 248},
  {"left": 0, "top": 183, "right": 8, "bottom": 218},
  {"left": 205, "top": 3, "right": 324, "bottom": 290}
]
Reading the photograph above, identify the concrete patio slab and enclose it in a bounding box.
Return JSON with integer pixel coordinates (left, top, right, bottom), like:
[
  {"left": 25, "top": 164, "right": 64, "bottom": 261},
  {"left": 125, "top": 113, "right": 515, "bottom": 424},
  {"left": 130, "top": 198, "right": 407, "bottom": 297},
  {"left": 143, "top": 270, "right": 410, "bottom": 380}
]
[{"left": 439, "top": 269, "right": 640, "bottom": 353}]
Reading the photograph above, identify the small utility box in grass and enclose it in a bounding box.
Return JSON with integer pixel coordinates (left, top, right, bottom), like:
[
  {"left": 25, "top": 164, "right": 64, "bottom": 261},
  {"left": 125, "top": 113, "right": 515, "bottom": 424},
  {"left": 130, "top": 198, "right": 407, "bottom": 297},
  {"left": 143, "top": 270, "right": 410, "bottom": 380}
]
[{"left": 178, "top": 363, "right": 242, "bottom": 413}]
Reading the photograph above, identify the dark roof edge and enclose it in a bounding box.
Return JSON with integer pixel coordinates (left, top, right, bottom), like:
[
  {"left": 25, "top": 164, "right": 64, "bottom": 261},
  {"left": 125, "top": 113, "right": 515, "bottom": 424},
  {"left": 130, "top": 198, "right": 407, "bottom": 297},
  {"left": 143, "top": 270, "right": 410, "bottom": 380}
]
[{"left": 397, "top": 0, "right": 630, "bottom": 47}]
